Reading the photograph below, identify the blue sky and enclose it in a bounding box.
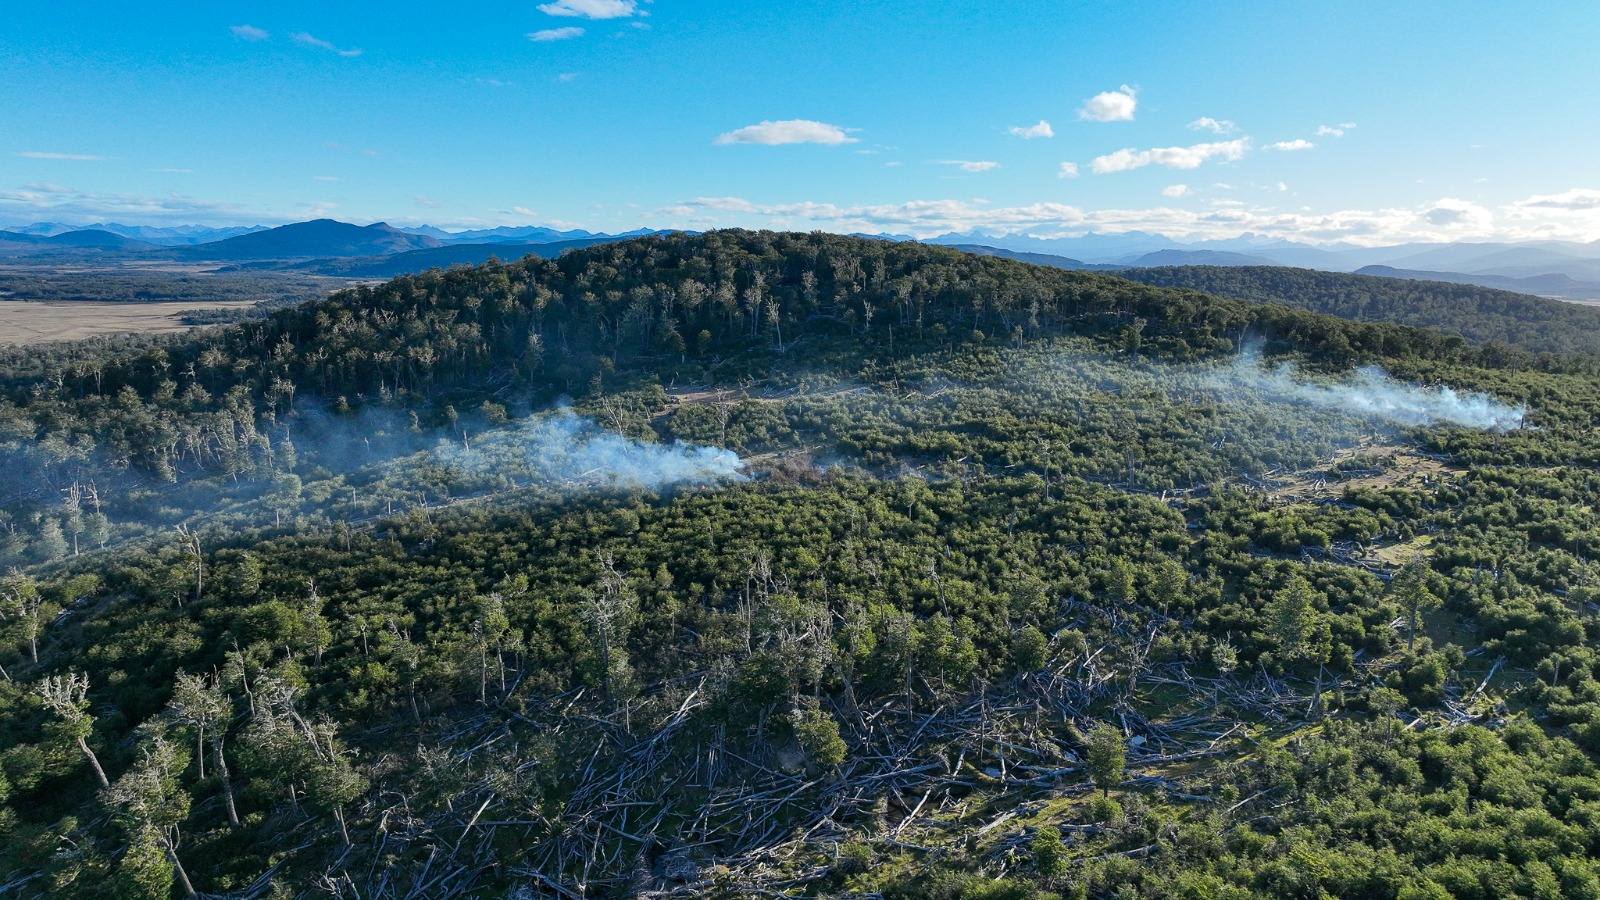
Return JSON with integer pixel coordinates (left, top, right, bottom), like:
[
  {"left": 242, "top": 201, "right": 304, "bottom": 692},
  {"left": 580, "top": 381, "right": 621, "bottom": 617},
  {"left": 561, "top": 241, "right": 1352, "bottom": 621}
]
[{"left": 3, "top": 0, "right": 1598, "bottom": 244}]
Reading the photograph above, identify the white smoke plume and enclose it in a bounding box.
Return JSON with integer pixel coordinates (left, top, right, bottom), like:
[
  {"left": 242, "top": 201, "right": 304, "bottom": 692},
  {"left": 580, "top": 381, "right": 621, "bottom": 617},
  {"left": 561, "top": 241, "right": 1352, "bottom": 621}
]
[
  {"left": 1212, "top": 350, "right": 1525, "bottom": 431},
  {"left": 427, "top": 408, "right": 746, "bottom": 489}
]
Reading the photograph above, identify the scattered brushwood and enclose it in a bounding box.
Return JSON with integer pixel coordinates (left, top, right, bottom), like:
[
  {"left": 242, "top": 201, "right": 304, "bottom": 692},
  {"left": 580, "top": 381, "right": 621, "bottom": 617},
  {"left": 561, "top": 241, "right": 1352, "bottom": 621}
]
[{"left": 282, "top": 632, "right": 1350, "bottom": 898}]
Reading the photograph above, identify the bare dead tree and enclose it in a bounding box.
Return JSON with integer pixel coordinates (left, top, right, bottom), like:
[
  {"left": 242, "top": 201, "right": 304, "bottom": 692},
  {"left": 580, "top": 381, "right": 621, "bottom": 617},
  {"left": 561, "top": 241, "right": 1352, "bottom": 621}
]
[{"left": 37, "top": 671, "right": 110, "bottom": 789}]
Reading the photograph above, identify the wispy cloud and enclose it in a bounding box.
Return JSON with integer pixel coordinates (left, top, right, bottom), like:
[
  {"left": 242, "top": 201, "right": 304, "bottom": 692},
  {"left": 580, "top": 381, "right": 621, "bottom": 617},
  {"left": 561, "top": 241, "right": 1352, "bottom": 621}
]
[
  {"left": 1058, "top": 162, "right": 1080, "bottom": 179},
  {"left": 938, "top": 160, "right": 1000, "bottom": 172},
  {"left": 16, "top": 151, "right": 105, "bottom": 161},
  {"left": 230, "top": 24, "right": 270, "bottom": 42},
  {"left": 715, "top": 119, "right": 857, "bottom": 146},
  {"left": 557, "top": 72, "right": 579, "bottom": 82},
  {"left": 1078, "top": 85, "right": 1138, "bottom": 122},
  {"left": 1315, "top": 122, "right": 1357, "bottom": 138},
  {"left": 1513, "top": 187, "right": 1600, "bottom": 211},
  {"left": 1162, "top": 184, "right": 1190, "bottom": 198},
  {"left": 415, "top": 196, "right": 442, "bottom": 209},
  {"left": 313, "top": 175, "right": 340, "bottom": 182},
  {"left": 1007, "top": 120, "right": 1054, "bottom": 139},
  {"left": 1090, "top": 139, "right": 1249, "bottom": 174},
  {"left": 291, "top": 32, "right": 362, "bottom": 57},
  {"left": 0, "top": 184, "right": 249, "bottom": 223},
  {"left": 537, "top": 0, "right": 637, "bottom": 18},
  {"left": 529, "top": 26, "right": 586, "bottom": 41},
  {"left": 152, "top": 167, "right": 193, "bottom": 174},
  {"left": 1188, "top": 117, "right": 1237, "bottom": 135},
  {"left": 1267, "top": 139, "right": 1315, "bottom": 152},
  {"left": 653, "top": 192, "right": 1523, "bottom": 246}
]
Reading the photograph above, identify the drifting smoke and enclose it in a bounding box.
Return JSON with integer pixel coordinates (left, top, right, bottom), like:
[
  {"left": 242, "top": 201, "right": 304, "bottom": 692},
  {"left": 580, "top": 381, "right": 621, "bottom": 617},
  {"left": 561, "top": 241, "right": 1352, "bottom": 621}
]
[
  {"left": 1211, "top": 349, "right": 1525, "bottom": 431},
  {"left": 427, "top": 408, "right": 746, "bottom": 490}
]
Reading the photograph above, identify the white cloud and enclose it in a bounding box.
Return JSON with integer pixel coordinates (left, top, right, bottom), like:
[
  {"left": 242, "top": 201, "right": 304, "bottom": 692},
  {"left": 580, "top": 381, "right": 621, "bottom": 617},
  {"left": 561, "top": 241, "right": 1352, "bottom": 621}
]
[
  {"left": 1422, "top": 198, "right": 1493, "bottom": 231},
  {"left": 230, "top": 24, "right": 269, "bottom": 42},
  {"left": 0, "top": 184, "right": 250, "bottom": 223},
  {"left": 1090, "top": 139, "right": 1249, "bottom": 174},
  {"left": 1188, "top": 117, "right": 1237, "bottom": 135},
  {"left": 1078, "top": 85, "right": 1138, "bottom": 122},
  {"left": 1513, "top": 188, "right": 1600, "bottom": 211},
  {"left": 415, "top": 196, "right": 442, "bottom": 209},
  {"left": 530, "top": 27, "right": 585, "bottom": 41},
  {"left": 153, "top": 167, "right": 193, "bottom": 174},
  {"left": 16, "top": 151, "right": 105, "bottom": 161},
  {"left": 715, "top": 119, "right": 857, "bottom": 146},
  {"left": 1162, "top": 184, "right": 1190, "bottom": 198},
  {"left": 1007, "top": 120, "right": 1054, "bottom": 139},
  {"left": 1058, "top": 162, "right": 1079, "bottom": 179},
  {"left": 290, "top": 32, "right": 361, "bottom": 57},
  {"left": 557, "top": 72, "right": 579, "bottom": 82},
  {"left": 1267, "top": 139, "right": 1315, "bottom": 152},
  {"left": 939, "top": 160, "right": 1000, "bottom": 172},
  {"left": 537, "top": 0, "right": 637, "bottom": 18},
  {"left": 650, "top": 193, "right": 1529, "bottom": 247}
]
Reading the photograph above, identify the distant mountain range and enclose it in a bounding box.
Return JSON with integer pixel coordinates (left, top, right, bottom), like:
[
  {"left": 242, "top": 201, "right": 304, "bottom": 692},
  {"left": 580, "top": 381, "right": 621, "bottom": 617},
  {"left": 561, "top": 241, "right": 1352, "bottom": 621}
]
[
  {"left": 948, "top": 245, "right": 1279, "bottom": 270},
  {"left": 0, "top": 228, "right": 159, "bottom": 252},
  {"left": 0, "top": 218, "right": 667, "bottom": 266},
  {"left": 5, "top": 217, "right": 1600, "bottom": 301},
  {"left": 178, "top": 219, "right": 443, "bottom": 260},
  {"left": 229, "top": 237, "right": 625, "bottom": 278},
  {"left": 923, "top": 229, "right": 1600, "bottom": 271},
  {"left": 4, "top": 222, "right": 269, "bottom": 245}
]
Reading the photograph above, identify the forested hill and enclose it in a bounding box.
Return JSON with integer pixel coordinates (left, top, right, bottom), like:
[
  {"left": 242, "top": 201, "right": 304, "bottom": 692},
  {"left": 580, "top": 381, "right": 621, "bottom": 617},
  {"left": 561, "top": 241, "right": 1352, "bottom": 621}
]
[
  {"left": 1118, "top": 264, "right": 1600, "bottom": 358},
  {"left": 0, "top": 230, "right": 1537, "bottom": 484}
]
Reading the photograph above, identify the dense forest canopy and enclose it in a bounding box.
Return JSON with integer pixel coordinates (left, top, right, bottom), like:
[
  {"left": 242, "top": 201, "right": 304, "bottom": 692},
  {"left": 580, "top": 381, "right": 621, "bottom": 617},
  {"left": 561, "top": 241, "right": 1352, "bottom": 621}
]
[
  {"left": 1120, "top": 264, "right": 1600, "bottom": 360},
  {"left": 1, "top": 232, "right": 1599, "bottom": 898}
]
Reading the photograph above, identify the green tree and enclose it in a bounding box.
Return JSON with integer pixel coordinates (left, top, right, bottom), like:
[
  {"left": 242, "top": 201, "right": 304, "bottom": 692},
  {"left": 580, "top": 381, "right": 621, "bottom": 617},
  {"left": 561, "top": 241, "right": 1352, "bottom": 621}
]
[
  {"left": 1031, "top": 824, "right": 1066, "bottom": 877},
  {"left": 790, "top": 701, "right": 847, "bottom": 769},
  {"left": 1, "top": 573, "right": 51, "bottom": 664},
  {"left": 115, "top": 825, "right": 175, "bottom": 900},
  {"left": 35, "top": 517, "right": 68, "bottom": 563},
  {"left": 104, "top": 730, "right": 196, "bottom": 896},
  {"left": 1265, "top": 576, "right": 1329, "bottom": 668},
  {"left": 1011, "top": 625, "right": 1049, "bottom": 674},
  {"left": 167, "top": 671, "right": 240, "bottom": 827},
  {"left": 1388, "top": 559, "right": 1441, "bottom": 651},
  {"left": 218, "top": 550, "right": 264, "bottom": 599},
  {"left": 1085, "top": 722, "right": 1126, "bottom": 796},
  {"left": 1264, "top": 576, "right": 1331, "bottom": 716}
]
